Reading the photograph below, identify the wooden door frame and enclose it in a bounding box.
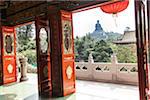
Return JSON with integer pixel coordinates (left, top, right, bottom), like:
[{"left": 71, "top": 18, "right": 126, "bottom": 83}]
[
  {"left": 1, "top": 0, "right": 149, "bottom": 99},
  {"left": 135, "top": 0, "right": 150, "bottom": 100}
]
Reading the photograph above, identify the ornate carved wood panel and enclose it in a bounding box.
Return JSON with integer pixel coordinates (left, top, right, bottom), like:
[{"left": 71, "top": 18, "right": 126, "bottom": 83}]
[
  {"left": 48, "top": 6, "right": 75, "bottom": 96},
  {"left": 35, "top": 15, "right": 52, "bottom": 96},
  {"left": 61, "top": 10, "right": 75, "bottom": 96},
  {"left": 2, "top": 26, "right": 17, "bottom": 84}
]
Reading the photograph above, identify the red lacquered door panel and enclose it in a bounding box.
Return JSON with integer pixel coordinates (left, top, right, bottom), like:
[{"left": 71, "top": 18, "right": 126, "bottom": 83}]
[
  {"left": 2, "top": 26, "right": 17, "bottom": 84},
  {"left": 61, "top": 11, "right": 76, "bottom": 96}
]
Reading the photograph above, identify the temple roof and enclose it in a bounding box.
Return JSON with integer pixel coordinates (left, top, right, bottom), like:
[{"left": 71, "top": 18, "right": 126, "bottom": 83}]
[{"left": 113, "top": 30, "right": 136, "bottom": 44}]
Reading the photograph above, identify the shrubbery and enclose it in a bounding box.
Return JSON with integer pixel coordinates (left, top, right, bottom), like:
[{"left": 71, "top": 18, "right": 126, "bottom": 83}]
[
  {"left": 21, "top": 50, "right": 37, "bottom": 65},
  {"left": 16, "top": 23, "right": 37, "bottom": 65}
]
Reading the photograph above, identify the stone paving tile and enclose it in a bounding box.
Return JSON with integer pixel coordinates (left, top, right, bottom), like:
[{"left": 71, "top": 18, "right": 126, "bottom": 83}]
[{"left": 0, "top": 74, "right": 139, "bottom": 100}]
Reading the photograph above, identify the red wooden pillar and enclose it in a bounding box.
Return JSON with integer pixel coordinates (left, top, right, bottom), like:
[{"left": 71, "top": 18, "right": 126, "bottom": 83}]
[
  {"left": 35, "top": 15, "right": 52, "bottom": 96},
  {"left": 135, "top": 0, "right": 149, "bottom": 100},
  {"left": 48, "top": 6, "right": 76, "bottom": 96},
  {"left": 147, "top": 0, "right": 150, "bottom": 99},
  {"left": 0, "top": 20, "right": 2, "bottom": 85},
  {"left": 148, "top": 0, "right": 150, "bottom": 54}
]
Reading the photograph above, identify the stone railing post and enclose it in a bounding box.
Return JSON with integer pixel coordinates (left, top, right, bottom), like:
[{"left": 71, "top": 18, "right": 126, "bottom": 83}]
[
  {"left": 111, "top": 53, "right": 118, "bottom": 64},
  {"left": 88, "top": 52, "right": 94, "bottom": 80},
  {"left": 19, "top": 57, "right": 28, "bottom": 82},
  {"left": 88, "top": 52, "right": 94, "bottom": 63},
  {"left": 111, "top": 53, "right": 118, "bottom": 82}
]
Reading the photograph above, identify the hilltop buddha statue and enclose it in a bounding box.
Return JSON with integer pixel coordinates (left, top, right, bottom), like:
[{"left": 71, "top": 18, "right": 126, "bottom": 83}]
[{"left": 95, "top": 20, "right": 103, "bottom": 31}]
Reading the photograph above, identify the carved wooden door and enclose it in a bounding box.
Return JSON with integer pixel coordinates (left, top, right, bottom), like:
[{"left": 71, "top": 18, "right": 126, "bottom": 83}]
[
  {"left": 48, "top": 7, "right": 76, "bottom": 96},
  {"left": 2, "top": 26, "right": 17, "bottom": 84},
  {"left": 61, "top": 10, "right": 76, "bottom": 96},
  {"left": 135, "top": 0, "right": 150, "bottom": 100},
  {"left": 35, "top": 15, "right": 52, "bottom": 96}
]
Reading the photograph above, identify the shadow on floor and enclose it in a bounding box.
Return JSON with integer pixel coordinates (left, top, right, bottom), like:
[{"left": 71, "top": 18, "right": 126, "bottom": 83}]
[
  {"left": 0, "top": 93, "right": 17, "bottom": 100},
  {"left": 24, "top": 93, "right": 76, "bottom": 100}
]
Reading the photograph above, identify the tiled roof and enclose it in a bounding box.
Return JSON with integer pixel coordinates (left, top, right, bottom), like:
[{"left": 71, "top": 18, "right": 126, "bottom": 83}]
[{"left": 113, "top": 30, "right": 136, "bottom": 44}]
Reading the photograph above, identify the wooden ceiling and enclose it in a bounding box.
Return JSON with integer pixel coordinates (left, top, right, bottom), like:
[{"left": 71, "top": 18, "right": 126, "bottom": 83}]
[
  {"left": 0, "top": 0, "right": 119, "bottom": 25},
  {"left": 47, "top": 1, "right": 110, "bottom": 11},
  {"left": 1, "top": 1, "right": 116, "bottom": 13}
]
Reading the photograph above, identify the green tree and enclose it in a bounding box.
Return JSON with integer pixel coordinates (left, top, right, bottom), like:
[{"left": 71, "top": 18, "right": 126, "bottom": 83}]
[
  {"left": 74, "top": 35, "right": 113, "bottom": 62},
  {"left": 116, "top": 45, "right": 137, "bottom": 63},
  {"left": 92, "top": 40, "right": 113, "bottom": 62},
  {"left": 16, "top": 24, "right": 36, "bottom": 65},
  {"left": 74, "top": 34, "right": 94, "bottom": 62},
  {"left": 16, "top": 24, "right": 35, "bottom": 52}
]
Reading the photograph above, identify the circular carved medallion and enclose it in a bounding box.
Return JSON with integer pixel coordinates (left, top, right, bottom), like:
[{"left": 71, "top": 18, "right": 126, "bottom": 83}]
[
  {"left": 66, "top": 65, "right": 73, "bottom": 79},
  {"left": 7, "top": 64, "right": 13, "bottom": 74}
]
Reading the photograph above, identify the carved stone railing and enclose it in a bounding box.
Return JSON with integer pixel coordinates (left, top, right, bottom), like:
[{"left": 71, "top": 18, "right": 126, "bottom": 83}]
[
  {"left": 75, "top": 53, "right": 138, "bottom": 85},
  {"left": 25, "top": 53, "right": 138, "bottom": 85}
]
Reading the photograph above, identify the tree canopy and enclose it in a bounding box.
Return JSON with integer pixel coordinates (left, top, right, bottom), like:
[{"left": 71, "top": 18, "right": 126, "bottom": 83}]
[
  {"left": 74, "top": 34, "right": 137, "bottom": 63},
  {"left": 74, "top": 34, "right": 113, "bottom": 62},
  {"left": 16, "top": 23, "right": 36, "bottom": 65}
]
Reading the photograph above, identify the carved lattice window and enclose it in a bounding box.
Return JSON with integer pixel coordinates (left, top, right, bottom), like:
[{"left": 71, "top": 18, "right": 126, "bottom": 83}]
[
  {"left": 5, "top": 35, "right": 13, "bottom": 54},
  {"left": 39, "top": 28, "right": 48, "bottom": 54}
]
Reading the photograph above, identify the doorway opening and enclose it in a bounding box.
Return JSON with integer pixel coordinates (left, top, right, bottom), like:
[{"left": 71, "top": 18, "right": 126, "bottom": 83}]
[
  {"left": 0, "top": 1, "right": 149, "bottom": 100},
  {"left": 72, "top": 0, "right": 139, "bottom": 100},
  {"left": 16, "top": 22, "right": 38, "bottom": 96}
]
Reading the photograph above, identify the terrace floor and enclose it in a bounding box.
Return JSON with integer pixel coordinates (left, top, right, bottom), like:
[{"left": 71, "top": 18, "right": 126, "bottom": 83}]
[{"left": 0, "top": 73, "right": 139, "bottom": 100}]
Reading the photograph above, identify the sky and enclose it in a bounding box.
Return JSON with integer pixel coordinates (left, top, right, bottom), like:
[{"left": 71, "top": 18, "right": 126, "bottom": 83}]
[{"left": 72, "top": 0, "right": 135, "bottom": 37}]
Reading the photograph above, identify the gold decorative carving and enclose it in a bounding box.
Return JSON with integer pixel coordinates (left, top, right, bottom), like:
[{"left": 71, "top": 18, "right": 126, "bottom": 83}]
[
  {"left": 7, "top": 64, "right": 13, "bottom": 74},
  {"left": 62, "top": 20, "right": 73, "bottom": 54},
  {"left": 66, "top": 65, "right": 73, "bottom": 79}
]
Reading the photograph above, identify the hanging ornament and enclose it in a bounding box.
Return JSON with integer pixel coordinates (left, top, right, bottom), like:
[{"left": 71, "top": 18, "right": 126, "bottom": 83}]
[{"left": 100, "top": 0, "right": 129, "bottom": 26}]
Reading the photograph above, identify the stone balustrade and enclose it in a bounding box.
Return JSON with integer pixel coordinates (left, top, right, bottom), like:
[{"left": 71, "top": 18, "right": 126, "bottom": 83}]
[
  {"left": 25, "top": 53, "right": 138, "bottom": 85},
  {"left": 75, "top": 53, "right": 138, "bottom": 85}
]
